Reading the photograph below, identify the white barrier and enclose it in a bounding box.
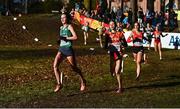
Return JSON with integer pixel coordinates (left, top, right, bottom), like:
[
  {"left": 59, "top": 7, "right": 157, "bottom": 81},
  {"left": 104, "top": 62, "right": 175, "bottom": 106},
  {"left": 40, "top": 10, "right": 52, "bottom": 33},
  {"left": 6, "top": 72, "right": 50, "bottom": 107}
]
[{"left": 124, "top": 32, "right": 180, "bottom": 49}]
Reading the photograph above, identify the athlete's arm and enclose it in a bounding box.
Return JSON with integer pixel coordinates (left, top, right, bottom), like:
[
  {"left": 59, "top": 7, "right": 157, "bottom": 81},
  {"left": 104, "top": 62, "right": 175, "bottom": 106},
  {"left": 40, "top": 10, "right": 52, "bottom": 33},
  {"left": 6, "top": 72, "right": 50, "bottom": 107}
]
[
  {"left": 151, "top": 31, "right": 155, "bottom": 38},
  {"left": 121, "top": 34, "right": 128, "bottom": 47},
  {"left": 161, "top": 32, "right": 168, "bottom": 37},
  {"left": 143, "top": 33, "right": 149, "bottom": 41},
  {"left": 67, "top": 24, "right": 77, "bottom": 40},
  {"left": 127, "top": 31, "right": 133, "bottom": 43}
]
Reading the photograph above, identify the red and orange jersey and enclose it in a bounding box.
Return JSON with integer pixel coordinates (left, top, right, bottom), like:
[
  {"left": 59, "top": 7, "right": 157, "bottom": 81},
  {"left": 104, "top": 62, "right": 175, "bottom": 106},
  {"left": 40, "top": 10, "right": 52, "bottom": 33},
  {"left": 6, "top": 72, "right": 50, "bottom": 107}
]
[
  {"left": 108, "top": 31, "right": 124, "bottom": 43},
  {"left": 132, "top": 30, "right": 143, "bottom": 40},
  {"left": 153, "top": 30, "right": 161, "bottom": 36}
]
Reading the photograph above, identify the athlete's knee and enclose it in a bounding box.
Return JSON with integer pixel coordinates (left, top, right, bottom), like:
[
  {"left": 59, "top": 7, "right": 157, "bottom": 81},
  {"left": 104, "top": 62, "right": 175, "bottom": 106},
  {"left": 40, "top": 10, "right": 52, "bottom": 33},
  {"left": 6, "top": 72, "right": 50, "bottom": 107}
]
[
  {"left": 115, "top": 71, "right": 121, "bottom": 75},
  {"left": 53, "top": 63, "right": 59, "bottom": 71},
  {"left": 136, "top": 60, "right": 141, "bottom": 64}
]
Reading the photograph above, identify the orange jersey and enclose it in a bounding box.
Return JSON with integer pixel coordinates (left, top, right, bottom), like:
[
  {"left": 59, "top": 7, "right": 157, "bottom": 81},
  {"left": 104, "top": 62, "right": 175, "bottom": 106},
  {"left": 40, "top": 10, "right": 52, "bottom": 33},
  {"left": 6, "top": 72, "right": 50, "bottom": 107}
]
[
  {"left": 108, "top": 31, "right": 124, "bottom": 43},
  {"left": 106, "top": 29, "right": 126, "bottom": 52},
  {"left": 153, "top": 30, "right": 161, "bottom": 39},
  {"left": 132, "top": 31, "right": 143, "bottom": 40},
  {"left": 131, "top": 31, "right": 143, "bottom": 47},
  {"left": 153, "top": 30, "right": 161, "bottom": 44}
]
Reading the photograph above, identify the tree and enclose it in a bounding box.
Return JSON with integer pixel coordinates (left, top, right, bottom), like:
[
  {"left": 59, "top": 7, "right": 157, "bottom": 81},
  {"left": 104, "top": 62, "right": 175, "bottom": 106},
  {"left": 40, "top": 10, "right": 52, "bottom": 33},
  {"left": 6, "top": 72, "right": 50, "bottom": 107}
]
[
  {"left": 84, "top": 0, "right": 90, "bottom": 10},
  {"left": 147, "top": 0, "right": 154, "bottom": 11},
  {"left": 24, "top": 0, "right": 28, "bottom": 14},
  {"left": 161, "top": 0, "right": 165, "bottom": 13},
  {"left": 4, "top": 0, "right": 8, "bottom": 10},
  {"left": 121, "top": 0, "right": 123, "bottom": 12},
  {"left": 131, "top": 0, "right": 137, "bottom": 23}
]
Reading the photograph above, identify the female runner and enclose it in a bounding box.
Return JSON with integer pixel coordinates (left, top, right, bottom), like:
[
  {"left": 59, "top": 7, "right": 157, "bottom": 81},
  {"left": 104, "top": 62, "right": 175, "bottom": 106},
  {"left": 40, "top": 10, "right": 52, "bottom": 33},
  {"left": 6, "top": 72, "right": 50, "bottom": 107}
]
[
  {"left": 152, "top": 25, "right": 168, "bottom": 60},
  {"left": 127, "top": 22, "right": 144, "bottom": 80},
  {"left": 107, "top": 21, "right": 128, "bottom": 93},
  {"left": 53, "top": 13, "right": 86, "bottom": 92}
]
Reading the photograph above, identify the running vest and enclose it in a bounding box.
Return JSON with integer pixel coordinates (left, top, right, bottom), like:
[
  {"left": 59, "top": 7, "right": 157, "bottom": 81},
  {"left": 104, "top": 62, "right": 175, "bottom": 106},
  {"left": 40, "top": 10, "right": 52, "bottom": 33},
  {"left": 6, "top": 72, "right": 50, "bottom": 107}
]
[
  {"left": 132, "top": 31, "right": 143, "bottom": 47},
  {"left": 108, "top": 29, "right": 124, "bottom": 51},
  {"left": 154, "top": 31, "right": 161, "bottom": 40},
  {"left": 60, "top": 25, "right": 72, "bottom": 47},
  {"left": 82, "top": 25, "right": 89, "bottom": 32}
]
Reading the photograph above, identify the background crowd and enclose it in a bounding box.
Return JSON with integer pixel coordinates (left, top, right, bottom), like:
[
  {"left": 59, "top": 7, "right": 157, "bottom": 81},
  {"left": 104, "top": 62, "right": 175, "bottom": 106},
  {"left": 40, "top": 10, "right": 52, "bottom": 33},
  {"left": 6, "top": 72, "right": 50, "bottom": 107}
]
[{"left": 72, "top": 1, "right": 178, "bottom": 32}]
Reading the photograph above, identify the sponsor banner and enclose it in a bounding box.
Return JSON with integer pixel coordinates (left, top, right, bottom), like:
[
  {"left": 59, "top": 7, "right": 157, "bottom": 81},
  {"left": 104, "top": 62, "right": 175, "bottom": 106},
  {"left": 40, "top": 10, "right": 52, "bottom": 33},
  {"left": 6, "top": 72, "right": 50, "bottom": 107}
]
[
  {"left": 75, "top": 12, "right": 109, "bottom": 29},
  {"left": 91, "top": 20, "right": 101, "bottom": 29},
  {"left": 74, "top": 12, "right": 81, "bottom": 22},
  {"left": 79, "top": 15, "right": 100, "bottom": 29},
  {"left": 124, "top": 32, "right": 180, "bottom": 49},
  {"left": 175, "top": 10, "right": 180, "bottom": 21},
  {"left": 160, "top": 32, "right": 180, "bottom": 49}
]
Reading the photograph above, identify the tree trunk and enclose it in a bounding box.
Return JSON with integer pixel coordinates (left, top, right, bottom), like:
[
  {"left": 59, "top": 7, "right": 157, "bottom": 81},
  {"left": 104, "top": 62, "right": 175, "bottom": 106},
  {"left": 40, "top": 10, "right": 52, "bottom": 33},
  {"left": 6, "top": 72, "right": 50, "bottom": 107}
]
[
  {"left": 121, "top": 0, "right": 123, "bottom": 13},
  {"left": 178, "top": 0, "right": 180, "bottom": 31},
  {"left": 161, "top": 0, "right": 165, "bottom": 13},
  {"left": 147, "top": 0, "right": 154, "bottom": 11},
  {"left": 24, "top": 0, "right": 28, "bottom": 14},
  {"left": 131, "top": 0, "right": 138, "bottom": 23},
  {"left": 4, "top": 0, "right": 8, "bottom": 10},
  {"left": 84, "top": 0, "right": 90, "bottom": 11}
]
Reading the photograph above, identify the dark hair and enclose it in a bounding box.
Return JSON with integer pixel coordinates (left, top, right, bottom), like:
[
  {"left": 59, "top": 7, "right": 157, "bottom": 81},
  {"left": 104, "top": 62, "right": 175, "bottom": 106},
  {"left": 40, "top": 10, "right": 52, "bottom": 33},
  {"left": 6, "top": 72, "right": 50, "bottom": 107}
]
[
  {"left": 134, "top": 22, "right": 140, "bottom": 31},
  {"left": 134, "top": 22, "right": 140, "bottom": 27},
  {"left": 61, "top": 13, "right": 72, "bottom": 24},
  {"left": 156, "top": 25, "right": 161, "bottom": 31}
]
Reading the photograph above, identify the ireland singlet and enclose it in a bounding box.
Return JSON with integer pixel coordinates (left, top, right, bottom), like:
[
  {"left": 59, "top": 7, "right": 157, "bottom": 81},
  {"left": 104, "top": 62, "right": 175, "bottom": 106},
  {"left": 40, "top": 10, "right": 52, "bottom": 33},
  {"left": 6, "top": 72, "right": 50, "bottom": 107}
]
[{"left": 60, "top": 25, "right": 72, "bottom": 47}]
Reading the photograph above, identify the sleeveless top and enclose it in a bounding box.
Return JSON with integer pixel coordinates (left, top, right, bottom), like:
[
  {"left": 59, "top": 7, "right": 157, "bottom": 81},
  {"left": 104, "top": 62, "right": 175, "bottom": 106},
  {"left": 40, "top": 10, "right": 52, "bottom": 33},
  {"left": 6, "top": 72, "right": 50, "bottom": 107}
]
[
  {"left": 108, "top": 29, "right": 124, "bottom": 52},
  {"left": 153, "top": 31, "right": 161, "bottom": 40},
  {"left": 60, "top": 25, "right": 72, "bottom": 47},
  {"left": 132, "top": 31, "right": 143, "bottom": 47},
  {"left": 82, "top": 25, "right": 89, "bottom": 32}
]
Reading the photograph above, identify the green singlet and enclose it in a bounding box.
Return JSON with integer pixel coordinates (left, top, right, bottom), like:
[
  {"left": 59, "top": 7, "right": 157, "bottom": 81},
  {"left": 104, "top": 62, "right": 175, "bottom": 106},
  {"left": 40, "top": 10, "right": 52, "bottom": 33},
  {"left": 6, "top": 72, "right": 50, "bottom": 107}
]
[{"left": 59, "top": 25, "right": 72, "bottom": 47}]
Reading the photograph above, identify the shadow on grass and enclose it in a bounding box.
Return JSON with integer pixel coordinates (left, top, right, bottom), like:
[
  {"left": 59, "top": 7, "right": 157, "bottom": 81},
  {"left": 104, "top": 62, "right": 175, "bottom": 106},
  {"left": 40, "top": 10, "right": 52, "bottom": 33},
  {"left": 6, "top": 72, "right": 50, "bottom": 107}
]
[
  {"left": 66, "top": 79, "right": 180, "bottom": 97},
  {"left": 168, "top": 75, "right": 180, "bottom": 79},
  {"left": 0, "top": 49, "right": 57, "bottom": 60},
  {"left": 66, "top": 88, "right": 115, "bottom": 97},
  {"left": 0, "top": 47, "right": 109, "bottom": 60},
  {"left": 170, "top": 57, "right": 180, "bottom": 61},
  {"left": 126, "top": 81, "right": 180, "bottom": 90}
]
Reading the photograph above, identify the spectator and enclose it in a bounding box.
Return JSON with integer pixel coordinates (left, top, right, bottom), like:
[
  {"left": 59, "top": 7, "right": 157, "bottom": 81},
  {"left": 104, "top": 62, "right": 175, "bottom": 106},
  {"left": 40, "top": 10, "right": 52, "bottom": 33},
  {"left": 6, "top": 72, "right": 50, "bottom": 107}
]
[
  {"left": 128, "top": 8, "right": 133, "bottom": 25},
  {"left": 169, "top": 9, "right": 176, "bottom": 31},
  {"left": 138, "top": 7, "right": 144, "bottom": 28},
  {"left": 116, "top": 6, "right": 123, "bottom": 22},
  {"left": 145, "top": 23, "right": 154, "bottom": 50},
  {"left": 145, "top": 9, "right": 152, "bottom": 24},
  {"left": 152, "top": 12, "right": 159, "bottom": 28}
]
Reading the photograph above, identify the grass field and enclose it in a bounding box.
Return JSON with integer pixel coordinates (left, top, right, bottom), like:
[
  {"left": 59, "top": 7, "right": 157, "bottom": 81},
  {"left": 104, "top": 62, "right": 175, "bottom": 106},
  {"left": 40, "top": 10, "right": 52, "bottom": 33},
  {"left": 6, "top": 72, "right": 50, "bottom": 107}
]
[{"left": 0, "top": 14, "right": 180, "bottom": 108}]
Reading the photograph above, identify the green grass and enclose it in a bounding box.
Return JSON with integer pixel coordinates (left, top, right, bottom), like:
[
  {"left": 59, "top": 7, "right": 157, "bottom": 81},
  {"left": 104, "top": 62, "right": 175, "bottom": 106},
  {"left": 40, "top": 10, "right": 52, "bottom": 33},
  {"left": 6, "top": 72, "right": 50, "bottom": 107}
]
[{"left": 0, "top": 14, "right": 180, "bottom": 108}]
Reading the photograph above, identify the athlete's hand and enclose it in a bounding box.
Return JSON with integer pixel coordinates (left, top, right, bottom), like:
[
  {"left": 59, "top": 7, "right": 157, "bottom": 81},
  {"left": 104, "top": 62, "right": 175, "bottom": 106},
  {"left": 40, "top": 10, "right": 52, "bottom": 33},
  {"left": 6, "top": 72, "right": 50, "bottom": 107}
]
[{"left": 61, "top": 37, "right": 68, "bottom": 41}]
